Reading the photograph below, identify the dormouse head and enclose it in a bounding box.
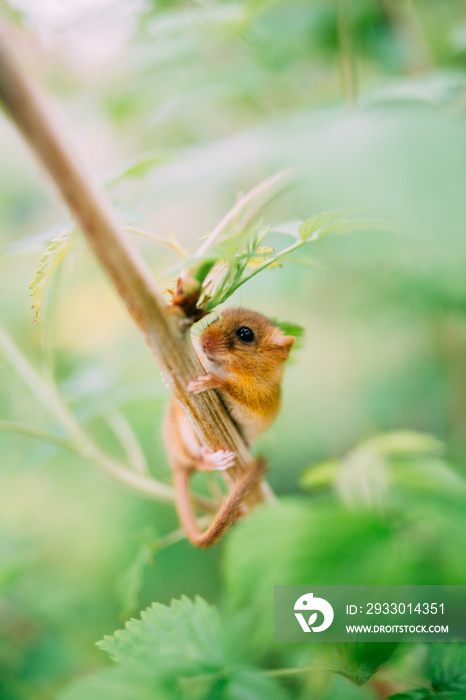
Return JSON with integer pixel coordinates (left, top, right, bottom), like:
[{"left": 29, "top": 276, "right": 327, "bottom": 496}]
[{"left": 197, "top": 308, "right": 295, "bottom": 373}]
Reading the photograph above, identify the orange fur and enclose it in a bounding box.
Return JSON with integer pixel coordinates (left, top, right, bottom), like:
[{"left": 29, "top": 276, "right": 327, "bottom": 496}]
[{"left": 163, "top": 308, "right": 295, "bottom": 547}]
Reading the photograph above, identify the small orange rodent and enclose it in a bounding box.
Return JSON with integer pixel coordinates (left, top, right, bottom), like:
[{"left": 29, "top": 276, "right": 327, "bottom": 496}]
[{"left": 163, "top": 308, "right": 295, "bottom": 548}]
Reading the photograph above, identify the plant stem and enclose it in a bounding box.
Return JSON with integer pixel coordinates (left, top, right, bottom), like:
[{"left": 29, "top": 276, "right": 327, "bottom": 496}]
[
  {"left": 0, "top": 421, "right": 76, "bottom": 452},
  {"left": 0, "top": 24, "right": 274, "bottom": 513},
  {"left": 0, "top": 322, "right": 216, "bottom": 508},
  {"left": 103, "top": 406, "right": 148, "bottom": 475},
  {"left": 337, "top": 0, "right": 357, "bottom": 107}
]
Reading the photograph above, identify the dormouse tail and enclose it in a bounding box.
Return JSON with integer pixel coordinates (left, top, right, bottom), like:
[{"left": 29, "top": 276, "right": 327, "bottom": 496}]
[{"left": 173, "top": 457, "right": 266, "bottom": 548}]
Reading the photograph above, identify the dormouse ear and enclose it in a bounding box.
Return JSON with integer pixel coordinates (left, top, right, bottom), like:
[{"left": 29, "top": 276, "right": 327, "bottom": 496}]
[{"left": 274, "top": 334, "right": 295, "bottom": 360}]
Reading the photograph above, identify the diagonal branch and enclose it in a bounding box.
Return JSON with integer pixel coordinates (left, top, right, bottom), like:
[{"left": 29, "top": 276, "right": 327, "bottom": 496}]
[{"left": 0, "top": 22, "right": 274, "bottom": 510}]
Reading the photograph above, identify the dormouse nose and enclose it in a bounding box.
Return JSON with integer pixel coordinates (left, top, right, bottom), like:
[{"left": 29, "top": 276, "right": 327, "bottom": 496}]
[{"left": 202, "top": 337, "right": 214, "bottom": 350}]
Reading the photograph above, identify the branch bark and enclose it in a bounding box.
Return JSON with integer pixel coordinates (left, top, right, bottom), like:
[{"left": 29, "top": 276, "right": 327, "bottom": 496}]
[{"left": 0, "top": 23, "right": 274, "bottom": 511}]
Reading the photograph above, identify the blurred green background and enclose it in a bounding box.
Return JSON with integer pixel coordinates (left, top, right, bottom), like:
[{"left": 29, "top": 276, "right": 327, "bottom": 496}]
[{"left": 0, "top": 0, "right": 466, "bottom": 698}]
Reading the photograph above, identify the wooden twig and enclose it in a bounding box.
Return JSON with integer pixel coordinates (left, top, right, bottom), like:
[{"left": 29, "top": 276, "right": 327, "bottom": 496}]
[{"left": 0, "top": 22, "right": 274, "bottom": 510}]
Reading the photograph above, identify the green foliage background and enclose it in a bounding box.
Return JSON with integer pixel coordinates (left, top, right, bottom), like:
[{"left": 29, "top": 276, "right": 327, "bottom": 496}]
[{"left": 0, "top": 1, "right": 465, "bottom": 698}]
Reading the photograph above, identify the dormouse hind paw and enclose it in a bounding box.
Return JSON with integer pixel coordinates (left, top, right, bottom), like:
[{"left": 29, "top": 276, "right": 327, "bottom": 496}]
[{"left": 199, "top": 447, "right": 236, "bottom": 471}]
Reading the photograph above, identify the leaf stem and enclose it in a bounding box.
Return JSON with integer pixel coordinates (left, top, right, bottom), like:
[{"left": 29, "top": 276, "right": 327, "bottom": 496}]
[
  {"left": 126, "top": 225, "right": 188, "bottom": 258},
  {"left": 265, "top": 664, "right": 359, "bottom": 683},
  {"left": 219, "top": 239, "right": 305, "bottom": 302}
]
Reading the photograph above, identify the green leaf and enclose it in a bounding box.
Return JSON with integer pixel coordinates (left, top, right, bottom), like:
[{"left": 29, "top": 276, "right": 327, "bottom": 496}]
[
  {"left": 271, "top": 320, "right": 305, "bottom": 351},
  {"left": 298, "top": 208, "right": 358, "bottom": 241},
  {"left": 60, "top": 596, "right": 293, "bottom": 700},
  {"left": 388, "top": 690, "right": 434, "bottom": 700},
  {"left": 428, "top": 643, "right": 466, "bottom": 695},
  {"left": 223, "top": 492, "right": 466, "bottom": 652},
  {"left": 194, "top": 170, "right": 292, "bottom": 259},
  {"left": 298, "top": 211, "right": 397, "bottom": 242},
  {"left": 191, "top": 258, "right": 218, "bottom": 285},
  {"left": 202, "top": 211, "right": 393, "bottom": 308},
  {"left": 29, "top": 224, "right": 75, "bottom": 323},
  {"left": 225, "top": 668, "right": 292, "bottom": 700},
  {"left": 343, "top": 642, "right": 399, "bottom": 684},
  {"left": 322, "top": 675, "right": 380, "bottom": 699},
  {"left": 98, "top": 596, "right": 225, "bottom": 677},
  {"left": 0, "top": 532, "right": 36, "bottom": 591},
  {"left": 58, "top": 667, "right": 170, "bottom": 700},
  {"left": 224, "top": 498, "right": 402, "bottom": 650},
  {"left": 300, "top": 432, "right": 453, "bottom": 504},
  {"left": 117, "top": 533, "right": 156, "bottom": 619},
  {"left": 299, "top": 459, "right": 339, "bottom": 490},
  {"left": 392, "top": 458, "right": 466, "bottom": 496},
  {"left": 104, "top": 149, "right": 169, "bottom": 187},
  {"left": 359, "top": 432, "right": 443, "bottom": 458},
  {"left": 176, "top": 187, "right": 392, "bottom": 315}
]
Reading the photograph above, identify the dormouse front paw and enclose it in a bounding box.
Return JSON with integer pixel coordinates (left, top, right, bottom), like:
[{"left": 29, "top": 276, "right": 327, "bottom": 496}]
[{"left": 187, "top": 373, "right": 220, "bottom": 394}]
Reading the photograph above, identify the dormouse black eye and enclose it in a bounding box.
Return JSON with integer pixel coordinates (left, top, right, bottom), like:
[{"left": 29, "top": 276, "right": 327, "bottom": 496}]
[{"left": 235, "top": 326, "right": 255, "bottom": 343}]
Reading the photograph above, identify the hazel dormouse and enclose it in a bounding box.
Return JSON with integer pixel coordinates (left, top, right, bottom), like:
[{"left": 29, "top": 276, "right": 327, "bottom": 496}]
[{"left": 163, "top": 308, "right": 295, "bottom": 548}]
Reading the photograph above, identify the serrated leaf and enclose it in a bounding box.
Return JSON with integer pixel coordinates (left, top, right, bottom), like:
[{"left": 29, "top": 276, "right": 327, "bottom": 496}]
[
  {"left": 298, "top": 210, "right": 396, "bottom": 242},
  {"left": 60, "top": 596, "right": 293, "bottom": 700},
  {"left": 30, "top": 225, "right": 74, "bottom": 323},
  {"left": 298, "top": 208, "right": 358, "bottom": 241},
  {"left": 99, "top": 596, "right": 224, "bottom": 678}
]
